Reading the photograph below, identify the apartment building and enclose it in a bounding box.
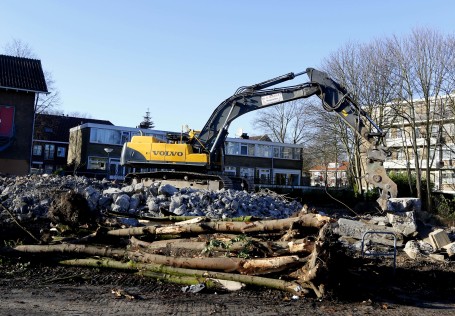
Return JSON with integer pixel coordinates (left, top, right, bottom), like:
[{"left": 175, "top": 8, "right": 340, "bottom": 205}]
[
  {"left": 31, "top": 114, "right": 113, "bottom": 174},
  {"left": 68, "top": 123, "right": 168, "bottom": 179},
  {"left": 68, "top": 124, "right": 304, "bottom": 187},
  {"left": 224, "top": 136, "right": 304, "bottom": 187},
  {"left": 381, "top": 94, "right": 455, "bottom": 193}
]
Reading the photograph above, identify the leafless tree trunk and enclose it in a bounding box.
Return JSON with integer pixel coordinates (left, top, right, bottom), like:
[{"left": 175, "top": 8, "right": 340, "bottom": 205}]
[
  {"left": 386, "top": 28, "right": 455, "bottom": 210},
  {"left": 253, "top": 99, "right": 317, "bottom": 144}
]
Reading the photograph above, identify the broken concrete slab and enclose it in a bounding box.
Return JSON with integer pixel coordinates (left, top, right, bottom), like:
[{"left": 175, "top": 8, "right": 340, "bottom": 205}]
[
  {"left": 417, "top": 240, "right": 434, "bottom": 255},
  {"left": 386, "top": 211, "right": 417, "bottom": 237},
  {"left": 334, "top": 218, "right": 403, "bottom": 247},
  {"left": 429, "top": 253, "right": 446, "bottom": 262},
  {"left": 404, "top": 240, "right": 420, "bottom": 259},
  {"left": 442, "top": 242, "right": 455, "bottom": 257},
  {"left": 429, "top": 229, "right": 451, "bottom": 250},
  {"left": 387, "top": 198, "right": 421, "bottom": 213}
]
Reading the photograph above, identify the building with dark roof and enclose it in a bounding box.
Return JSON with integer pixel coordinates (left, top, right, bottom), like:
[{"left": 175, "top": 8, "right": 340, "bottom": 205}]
[
  {"left": 0, "top": 54, "right": 48, "bottom": 175},
  {"left": 32, "top": 114, "right": 113, "bottom": 174}
]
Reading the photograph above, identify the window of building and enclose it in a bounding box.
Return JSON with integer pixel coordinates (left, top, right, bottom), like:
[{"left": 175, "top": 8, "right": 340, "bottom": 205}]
[
  {"left": 121, "top": 131, "right": 130, "bottom": 144},
  {"left": 256, "top": 169, "right": 270, "bottom": 183},
  {"left": 282, "top": 147, "right": 292, "bottom": 159},
  {"left": 397, "top": 148, "right": 405, "bottom": 160},
  {"left": 292, "top": 147, "right": 301, "bottom": 160},
  {"left": 57, "top": 146, "right": 66, "bottom": 158},
  {"left": 44, "top": 165, "right": 53, "bottom": 174},
  {"left": 256, "top": 144, "right": 272, "bottom": 157},
  {"left": 442, "top": 171, "right": 455, "bottom": 184},
  {"left": 224, "top": 166, "right": 237, "bottom": 176},
  {"left": 90, "top": 128, "right": 121, "bottom": 145},
  {"left": 225, "top": 142, "right": 239, "bottom": 155},
  {"left": 240, "top": 167, "right": 254, "bottom": 178},
  {"left": 44, "top": 144, "right": 55, "bottom": 160},
  {"left": 431, "top": 125, "right": 440, "bottom": 138},
  {"left": 248, "top": 144, "right": 255, "bottom": 156},
  {"left": 87, "top": 156, "right": 107, "bottom": 170},
  {"left": 33, "top": 145, "right": 42, "bottom": 156},
  {"left": 273, "top": 147, "right": 280, "bottom": 158},
  {"left": 240, "top": 144, "right": 248, "bottom": 155}
]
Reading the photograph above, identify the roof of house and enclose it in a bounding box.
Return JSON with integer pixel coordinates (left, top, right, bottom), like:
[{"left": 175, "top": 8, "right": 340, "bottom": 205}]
[
  {"left": 34, "top": 114, "right": 113, "bottom": 143},
  {"left": 249, "top": 135, "right": 272, "bottom": 142},
  {"left": 0, "top": 54, "right": 48, "bottom": 93},
  {"left": 309, "top": 162, "right": 349, "bottom": 172}
]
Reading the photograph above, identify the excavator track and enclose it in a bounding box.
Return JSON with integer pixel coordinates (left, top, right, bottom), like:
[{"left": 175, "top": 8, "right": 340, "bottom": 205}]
[{"left": 125, "top": 171, "right": 254, "bottom": 192}]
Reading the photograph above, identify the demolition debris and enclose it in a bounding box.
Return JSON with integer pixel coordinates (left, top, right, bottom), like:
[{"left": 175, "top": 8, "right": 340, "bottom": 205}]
[{"left": 1, "top": 174, "right": 454, "bottom": 299}]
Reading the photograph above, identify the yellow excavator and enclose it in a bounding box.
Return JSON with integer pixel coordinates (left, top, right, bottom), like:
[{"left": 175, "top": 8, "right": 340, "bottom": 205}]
[{"left": 120, "top": 68, "right": 397, "bottom": 210}]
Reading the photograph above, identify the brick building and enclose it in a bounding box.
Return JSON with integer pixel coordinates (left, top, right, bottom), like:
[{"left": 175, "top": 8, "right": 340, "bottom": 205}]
[{"left": 0, "top": 55, "right": 48, "bottom": 175}]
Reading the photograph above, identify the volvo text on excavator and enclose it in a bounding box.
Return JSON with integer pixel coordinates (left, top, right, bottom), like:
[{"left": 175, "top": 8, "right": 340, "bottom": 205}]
[{"left": 120, "top": 68, "right": 397, "bottom": 210}]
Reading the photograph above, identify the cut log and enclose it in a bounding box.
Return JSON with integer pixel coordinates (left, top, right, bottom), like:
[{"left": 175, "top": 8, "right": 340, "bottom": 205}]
[
  {"left": 107, "top": 214, "right": 330, "bottom": 237},
  {"left": 60, "top": 258, "right": 309, "bottom": 296},
  {"left": 13, "top": 244, "right": 301, "bottom": 275},
  {"left": 130, "top": 236, "right": 315, "bottom": 256},
  {"left": 14, "top": 244, "right": 125, "bottom": 258}
]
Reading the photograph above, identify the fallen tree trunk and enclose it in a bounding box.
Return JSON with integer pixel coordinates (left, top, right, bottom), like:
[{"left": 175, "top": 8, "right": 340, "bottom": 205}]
[
  {"left": 130, "top": 236, "right": 315, "bottom": 256},
  {"left": 108, "top": 211, "right": 259, "bottom": 223},
  {"left": 14, "top": 243, "right": 125, "bottom": 258},
  {"left": 60, "top": 258, "right": 309, "bottom": 296},
  {"left": 129, "top": 251, "right": 300, "bottom": 274},
  {"left": 13, "top": 244, "right": 300, "bottom": 275},
  {"left": 107, "top": 214, "right": 330, "bottom": 237}
]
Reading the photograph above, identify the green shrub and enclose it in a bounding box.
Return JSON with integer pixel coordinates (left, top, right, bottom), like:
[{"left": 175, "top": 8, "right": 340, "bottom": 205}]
[
  {"left": 433, "top": 194, "right": 455, "bottom": 224},
  {"left": 388, "top": 171, "right": 433, "bottom": 198}
]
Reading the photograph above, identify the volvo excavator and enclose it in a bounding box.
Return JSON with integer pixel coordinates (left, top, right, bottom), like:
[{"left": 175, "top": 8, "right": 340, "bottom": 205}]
[{"left": 120, "top": 68, "right": 397, "bottom": 210}]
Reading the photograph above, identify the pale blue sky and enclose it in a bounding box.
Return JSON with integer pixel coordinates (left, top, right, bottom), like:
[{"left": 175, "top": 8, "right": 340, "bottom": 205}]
[{"left": 1, "top": 0, "right": 454, "bottom": 135}]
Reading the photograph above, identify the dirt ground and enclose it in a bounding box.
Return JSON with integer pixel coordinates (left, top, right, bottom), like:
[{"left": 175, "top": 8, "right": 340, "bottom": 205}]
[{"left": 1, "top": 250, "right": 455, "bottom": 316}]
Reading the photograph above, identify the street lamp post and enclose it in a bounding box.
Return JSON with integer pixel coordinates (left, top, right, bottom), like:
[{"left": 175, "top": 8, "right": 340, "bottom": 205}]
[{"left": 104, "top": 147, "right": 113, "bottom": 180}]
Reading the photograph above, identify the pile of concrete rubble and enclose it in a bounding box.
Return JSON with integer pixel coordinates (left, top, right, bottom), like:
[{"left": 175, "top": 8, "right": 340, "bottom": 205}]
[
  {"left": 0, "top": 174, "right": 302, "bottom": 223},
  {"left": 335, "top": 198, "right": 455, "bottom": 261},
  {"left": 2, "top": 174, "right": 454, "bottom": 263}
]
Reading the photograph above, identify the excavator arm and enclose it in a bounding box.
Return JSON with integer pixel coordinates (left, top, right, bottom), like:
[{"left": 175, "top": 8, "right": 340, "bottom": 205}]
[{"left": 194, "top": 68, "right": 397, "bottom": 210}]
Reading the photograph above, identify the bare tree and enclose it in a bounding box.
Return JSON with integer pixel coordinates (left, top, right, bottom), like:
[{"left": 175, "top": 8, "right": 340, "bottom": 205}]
[
  {"left": 252, "top": 99, "right": 316, "bottom": 144},
  {"left": 3, "top": 39, "right": 62, "bottom": 114},
  {"left": 386, "top": 28, "right": 455, "bottom": 210},
  {"left": 321, "top": 40, "right": 398, "bottom": 196}
]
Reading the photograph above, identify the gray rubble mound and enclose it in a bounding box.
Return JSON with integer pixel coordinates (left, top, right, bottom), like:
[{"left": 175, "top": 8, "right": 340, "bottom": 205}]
[{"left": 0, "top": 174, "right": 302, "bottom": 223}]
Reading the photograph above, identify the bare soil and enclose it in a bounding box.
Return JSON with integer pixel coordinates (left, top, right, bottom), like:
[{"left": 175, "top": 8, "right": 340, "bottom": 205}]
[{"left": 1, "top": 246, "right": 455, "bottom": 315}]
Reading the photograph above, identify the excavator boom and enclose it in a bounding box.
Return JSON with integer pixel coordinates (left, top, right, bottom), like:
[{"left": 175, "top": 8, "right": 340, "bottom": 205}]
[{"left": 121, "top": 67, "right": 397, "bottom": 209}]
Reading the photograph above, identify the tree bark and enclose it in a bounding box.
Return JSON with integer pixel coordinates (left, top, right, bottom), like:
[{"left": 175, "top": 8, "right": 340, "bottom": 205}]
[
  {"left": 130, "top": 236, "right": 315, "bottom": 256},
  {"left": 60, "top": 258, "right": 309, "bottom": 296},
  {"left": 13, "top": 244, "right": 300, "bottom": 275},
  {"left": 107, "top": 214, "right": 330, "bottom": 237}
]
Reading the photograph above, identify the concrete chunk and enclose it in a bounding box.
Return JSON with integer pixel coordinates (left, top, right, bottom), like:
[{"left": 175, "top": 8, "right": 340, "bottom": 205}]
[
  {"left": 429, "top": 253, "right": 446, "bottom": 262},
  {"left": 335, "top": 218, "right": 403, "bottom": 247},
  {"left": 429, "top": 229, "right": 451, "bottom": 250},
  {"left": 387, "top": 198, "right": 421, "bottom": 213},
  {"left": 404, "top": 240, "right": 420, "bottom": 259},
  {"left": 442, "top": 242, "right": 455, "bottom": 257},
  {"left": 386, "top": 211, "right": 417, "bottom": 237}
]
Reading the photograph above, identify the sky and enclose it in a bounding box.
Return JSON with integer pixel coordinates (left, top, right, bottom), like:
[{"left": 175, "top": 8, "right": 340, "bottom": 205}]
[{"left": 1, "top": 0, "right": 455, "bottom": 136}]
